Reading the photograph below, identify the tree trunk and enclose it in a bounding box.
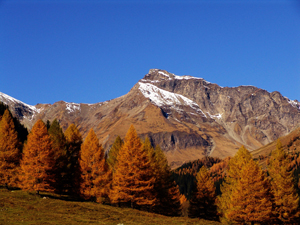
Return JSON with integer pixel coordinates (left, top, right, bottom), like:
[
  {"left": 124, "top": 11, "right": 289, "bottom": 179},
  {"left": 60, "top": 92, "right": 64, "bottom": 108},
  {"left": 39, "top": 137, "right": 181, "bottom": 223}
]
[{"left": 131, "top": 200, "right": 134, "bottom": 209}]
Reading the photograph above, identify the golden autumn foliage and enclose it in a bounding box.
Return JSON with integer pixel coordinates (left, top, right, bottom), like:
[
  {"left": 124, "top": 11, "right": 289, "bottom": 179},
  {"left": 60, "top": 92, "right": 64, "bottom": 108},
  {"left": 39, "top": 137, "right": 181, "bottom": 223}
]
[
  {"left": 0, "top": 109, "right": 21, "bottom": 188},
  {"left": 153, "top": 144, "right": 169, "bottom": 181},
  {"left": 1, "top": 108, "right": 298, "bottom": 222},
  {"left": 188, "top": 166, "right": 217, "bottom": 220},
  {"left": 268, "top": 139, "right": 300, "bottom": 223},
  {"left": 64, "top": 123, "right": 82, "bottom": 195},
  {"left": 165, "top": 181, "right": 182, "bottom": 216},
  {"left": 79, "top": 128, "right": 111, "bottom": 202},
  {"left": 143, "top": 137, "right": 156, "bottom": 168},
  {"left": 179, "top": 194, "right": 187, "bottom": 204},
  {"left": 107, "top": 136, "right": 123, "bottom": 172},
  {"left": 19, "top": 119, "right": 54, "bottom": 194},
  {"left": 217, "top": 146, "right": 252, "bottom": 223},
  {"left": 227, "top": 159, "right": 273, "bottom": 224},
  {"left": 110, "top": 125, "right": 157, "bottom": 209}
]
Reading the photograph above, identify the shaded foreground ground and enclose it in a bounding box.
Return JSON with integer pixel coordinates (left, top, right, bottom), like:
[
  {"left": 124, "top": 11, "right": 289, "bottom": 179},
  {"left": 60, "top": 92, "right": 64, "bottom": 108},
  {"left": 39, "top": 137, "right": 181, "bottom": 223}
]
[{"left": 0, "top": 189, "right": 220, "bottom": 225}]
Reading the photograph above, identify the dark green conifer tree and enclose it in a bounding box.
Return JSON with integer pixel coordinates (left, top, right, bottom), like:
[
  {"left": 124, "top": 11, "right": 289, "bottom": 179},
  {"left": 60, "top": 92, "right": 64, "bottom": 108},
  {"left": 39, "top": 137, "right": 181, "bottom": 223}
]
[
  {"left": 153, "top": 144, "right": 182, "bottom": 216},
  {"left": 48, "top": 119, "right": 68, "bottom": 194},
  {"left": 107, "top": 136, "right": 123, "bottom": 172},
  {"left": 64, "top": 124, "right": 82, "bottom": 196}
]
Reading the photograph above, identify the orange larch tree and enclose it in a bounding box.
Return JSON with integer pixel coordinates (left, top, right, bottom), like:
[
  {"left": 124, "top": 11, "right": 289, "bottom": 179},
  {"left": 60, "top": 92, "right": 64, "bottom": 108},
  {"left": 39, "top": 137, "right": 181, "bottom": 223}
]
[
  {"left": 217, "top": 146, "right": 252, "bottom": 223},
  {"left": 165, "top": 181, "right": 182, "bottom": 216},
  {"left": 188, "top": 166, "right": 217, "bottom": 220},
  {"left": 227, "top": 159, "right": 273, "bottom": 224},
  {"left": 0, "top": 109, "right": 21, "bottom": 189},
  {"left": 64, "top": 123, "right": 82, "bottom": 196},
  {"left": 268, "top": 139, "right": 300, "bottom": 223},
  {"left": 79, "top": 128, "right": 110, "bottom": 202},
  {"left": 110, "top": 125, "right": 157, "bottom": 210},
  {"left": 19, "top": 119, "right": 55, "bottom": 194}
]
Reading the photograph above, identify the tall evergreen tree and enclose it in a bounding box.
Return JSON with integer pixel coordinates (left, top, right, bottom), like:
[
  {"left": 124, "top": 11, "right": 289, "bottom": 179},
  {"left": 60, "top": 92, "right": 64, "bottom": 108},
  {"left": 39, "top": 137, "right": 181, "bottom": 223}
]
[
  {"left": 48, "top": 119, "right": 67, "bottom": 194},
  {"left": 217, "top": 146, "right": 252, "bottom": 223},
  {"left": 227, "top": 159, "right": 273, "bottom": 224},
  {"left": 0, "top": 102, "right": 28, "bottom": 143},
  {"left": 107, "top": 136, "right": 123, "bottom": 172},
  {"left": 268, "top": 139, "right": 300, "bottom": 223},
  {"left": 19, "top": 120, "right": 54, "bottom": 194},
  {"left": 166, "top": 181, "right": 182, "bottom": 216},
  {"left": 79, "top": 128, "right": 110, "bottom": 202},
  {"left": 153, "top": 144, "right": 181, "bottom": 216},
  {"left": 0, "top": 109, "right": 21, "bottom": 188},
  {"left": 64, "top": 124, "right": 82, "bottom": 196},
  {"left": 46, "top": 120, "right": 51, "bottom": 130},
  {"left": 188, "top": 166, "right": 217, "bottom": 220},
  {"left": 110, "top": 125, "right": 157, "bottom": 209}
]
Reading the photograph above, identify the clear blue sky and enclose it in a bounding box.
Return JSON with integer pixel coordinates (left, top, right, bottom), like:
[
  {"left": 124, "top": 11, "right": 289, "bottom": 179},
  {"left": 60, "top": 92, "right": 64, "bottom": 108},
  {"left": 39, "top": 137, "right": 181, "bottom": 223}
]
[{"left": 1, "top": 0, "right": 299, "bottom": 105}]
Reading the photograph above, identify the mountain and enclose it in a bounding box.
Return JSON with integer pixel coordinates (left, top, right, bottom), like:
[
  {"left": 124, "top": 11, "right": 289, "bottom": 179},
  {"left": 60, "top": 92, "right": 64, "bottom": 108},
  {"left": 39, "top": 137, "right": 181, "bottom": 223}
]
[
  {"left": 1, "top": 69, "right": 300, "bottom": 168},
  {"left": 252, "top": 126, "right": 300, "bottom": 160}
]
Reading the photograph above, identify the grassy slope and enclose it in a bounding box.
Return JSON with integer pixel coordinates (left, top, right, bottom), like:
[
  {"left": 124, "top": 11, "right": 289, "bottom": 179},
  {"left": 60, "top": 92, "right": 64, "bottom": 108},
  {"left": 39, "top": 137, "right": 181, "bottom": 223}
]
[
  {"left": 252, "top": 127, "right": 300, "bottom": 158},
  {"left": 0, "top": 189, "right": 220, "bottom": 225}
]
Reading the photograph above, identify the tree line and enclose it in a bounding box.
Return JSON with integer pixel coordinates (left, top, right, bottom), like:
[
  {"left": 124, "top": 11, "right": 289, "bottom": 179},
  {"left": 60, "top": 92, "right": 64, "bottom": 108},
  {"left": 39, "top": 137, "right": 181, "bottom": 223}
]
[
  {"left": 0, "top": 108, "right": 182, "bottom": 216},
  {"left": 0, "top": 105, "right": 300, "bottom": 223}
]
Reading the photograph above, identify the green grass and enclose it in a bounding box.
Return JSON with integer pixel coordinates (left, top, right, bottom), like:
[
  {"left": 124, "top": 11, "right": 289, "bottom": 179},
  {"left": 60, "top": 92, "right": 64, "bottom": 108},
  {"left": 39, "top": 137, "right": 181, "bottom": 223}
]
[{"left": 0, "top": 188, "right": 220, "bottom": 225}]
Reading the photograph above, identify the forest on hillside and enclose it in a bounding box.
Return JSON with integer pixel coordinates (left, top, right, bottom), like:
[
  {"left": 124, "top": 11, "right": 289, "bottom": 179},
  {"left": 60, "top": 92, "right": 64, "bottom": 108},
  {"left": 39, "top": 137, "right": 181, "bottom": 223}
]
[{"left": 1, "top": 102, "right": 300, "bottom": 224}]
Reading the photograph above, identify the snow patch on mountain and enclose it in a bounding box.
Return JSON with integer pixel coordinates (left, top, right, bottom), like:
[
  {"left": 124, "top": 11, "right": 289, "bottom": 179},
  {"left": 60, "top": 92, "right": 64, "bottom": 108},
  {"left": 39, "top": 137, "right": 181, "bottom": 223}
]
[
  {"left": 158, "top": 71, "right": 170, "bottom": 78},
  {"left": 206, "top": 112, "right": 222, "bottom": 120},
  {"left": 66, "top": 103, "right": 81, "bottom": 113},
  {"left": 287, "top": 99, "right": 300, "bottom": 110},
  {"left": 157, "top": 70, "right": 203, "bottom": 81},
  {"left": 140, "top": 79, "right": 161, "bottom": 83},
  {"left": 138, "top": 82, "right": 206, "bottom": 117},
  {"left": 0, "top": 92, "right": 39, "bottom": 113}
]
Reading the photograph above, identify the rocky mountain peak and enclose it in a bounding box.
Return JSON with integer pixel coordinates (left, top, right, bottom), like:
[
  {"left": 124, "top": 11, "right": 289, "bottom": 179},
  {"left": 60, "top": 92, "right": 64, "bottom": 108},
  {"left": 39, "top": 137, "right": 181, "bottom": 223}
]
[
  {"left": 1, "top": 69, "right": 300, "bottom": 168},
  {"left": 142, "top": 69, "right": 204, "bottom": 83}
]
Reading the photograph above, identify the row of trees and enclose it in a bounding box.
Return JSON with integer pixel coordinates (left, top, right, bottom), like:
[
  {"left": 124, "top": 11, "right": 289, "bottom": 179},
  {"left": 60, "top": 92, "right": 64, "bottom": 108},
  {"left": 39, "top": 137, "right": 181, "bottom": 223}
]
[
  {"left": 0, "top": 109, "right": 182, "bottom": 216},
  {"left": 187, "top": 143, "right": 300, "bottom": 224},
  {"left": 1, "top": 106, "right": 300, "bottom": 222}
]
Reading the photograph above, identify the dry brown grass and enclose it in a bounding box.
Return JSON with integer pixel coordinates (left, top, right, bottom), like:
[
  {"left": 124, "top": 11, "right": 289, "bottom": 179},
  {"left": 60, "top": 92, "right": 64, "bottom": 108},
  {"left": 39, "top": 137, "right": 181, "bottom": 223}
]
[{"left": 0, "top": 188, "right": 220, "bottom": 225}]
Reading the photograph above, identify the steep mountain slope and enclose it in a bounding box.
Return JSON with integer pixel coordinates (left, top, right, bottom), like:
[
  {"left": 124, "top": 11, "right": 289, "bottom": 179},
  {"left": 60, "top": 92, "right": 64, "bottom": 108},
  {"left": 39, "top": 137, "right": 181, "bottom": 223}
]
[
  {"left": 252, "top": 126, "right": 300, "bottom": 159},
  {"left": 1, "top": 69, "right": 300, "bottom": 167}
]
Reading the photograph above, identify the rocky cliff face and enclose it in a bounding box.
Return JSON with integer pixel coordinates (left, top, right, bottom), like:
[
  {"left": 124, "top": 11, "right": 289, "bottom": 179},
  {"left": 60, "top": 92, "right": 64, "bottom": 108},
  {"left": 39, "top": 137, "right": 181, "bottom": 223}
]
[{"left": 1, "top": 69, "right": 300, "bottom": 168}]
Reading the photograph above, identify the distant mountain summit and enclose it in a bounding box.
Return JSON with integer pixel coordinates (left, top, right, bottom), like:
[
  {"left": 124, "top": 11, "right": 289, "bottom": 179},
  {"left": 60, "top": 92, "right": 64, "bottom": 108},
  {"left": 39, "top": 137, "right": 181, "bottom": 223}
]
[{"left": 1, "top": 69, "right": 300, "bottom": 167}]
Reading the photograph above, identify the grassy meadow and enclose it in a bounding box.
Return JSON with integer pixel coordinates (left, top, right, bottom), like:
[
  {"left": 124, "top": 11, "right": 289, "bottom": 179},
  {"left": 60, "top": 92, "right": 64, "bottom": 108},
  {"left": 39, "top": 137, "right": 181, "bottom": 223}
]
[{"left": 0, "top": 188, "right": 220, "bottom": 225}]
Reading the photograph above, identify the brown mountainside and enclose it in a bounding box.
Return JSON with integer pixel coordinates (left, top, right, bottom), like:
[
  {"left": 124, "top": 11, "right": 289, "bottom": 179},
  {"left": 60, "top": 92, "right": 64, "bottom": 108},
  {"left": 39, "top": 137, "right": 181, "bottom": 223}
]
[
  {"left": 1, "top": 69, "right": 300, "bottom": 168},
  {"left": 252, "top": 126, "right": 300, "bottom": 160}
]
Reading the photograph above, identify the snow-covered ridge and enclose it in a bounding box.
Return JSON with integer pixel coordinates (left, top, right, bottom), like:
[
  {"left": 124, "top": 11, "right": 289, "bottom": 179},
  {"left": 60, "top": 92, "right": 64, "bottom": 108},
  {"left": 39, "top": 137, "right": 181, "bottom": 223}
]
[
  {"left": 144, "top": 69, "right": 206, "bottom": 83},
  {"left": 139, "top": 82, "right": 195, "bottom": 107},
  {"left": 287, "top": 99, "right": 300, "bottom": 110},
  {"left": 158, "top": 70, "right": 203, "bottom": 81},
  {"left": 0, "top": 92, "right": 40, "bottom": 113},
  {"left": 138, "top": 82, "right": 206, "bottom": 117},
  {"left": 0, "top": 91, "right": 84, "bottom": 115}
]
